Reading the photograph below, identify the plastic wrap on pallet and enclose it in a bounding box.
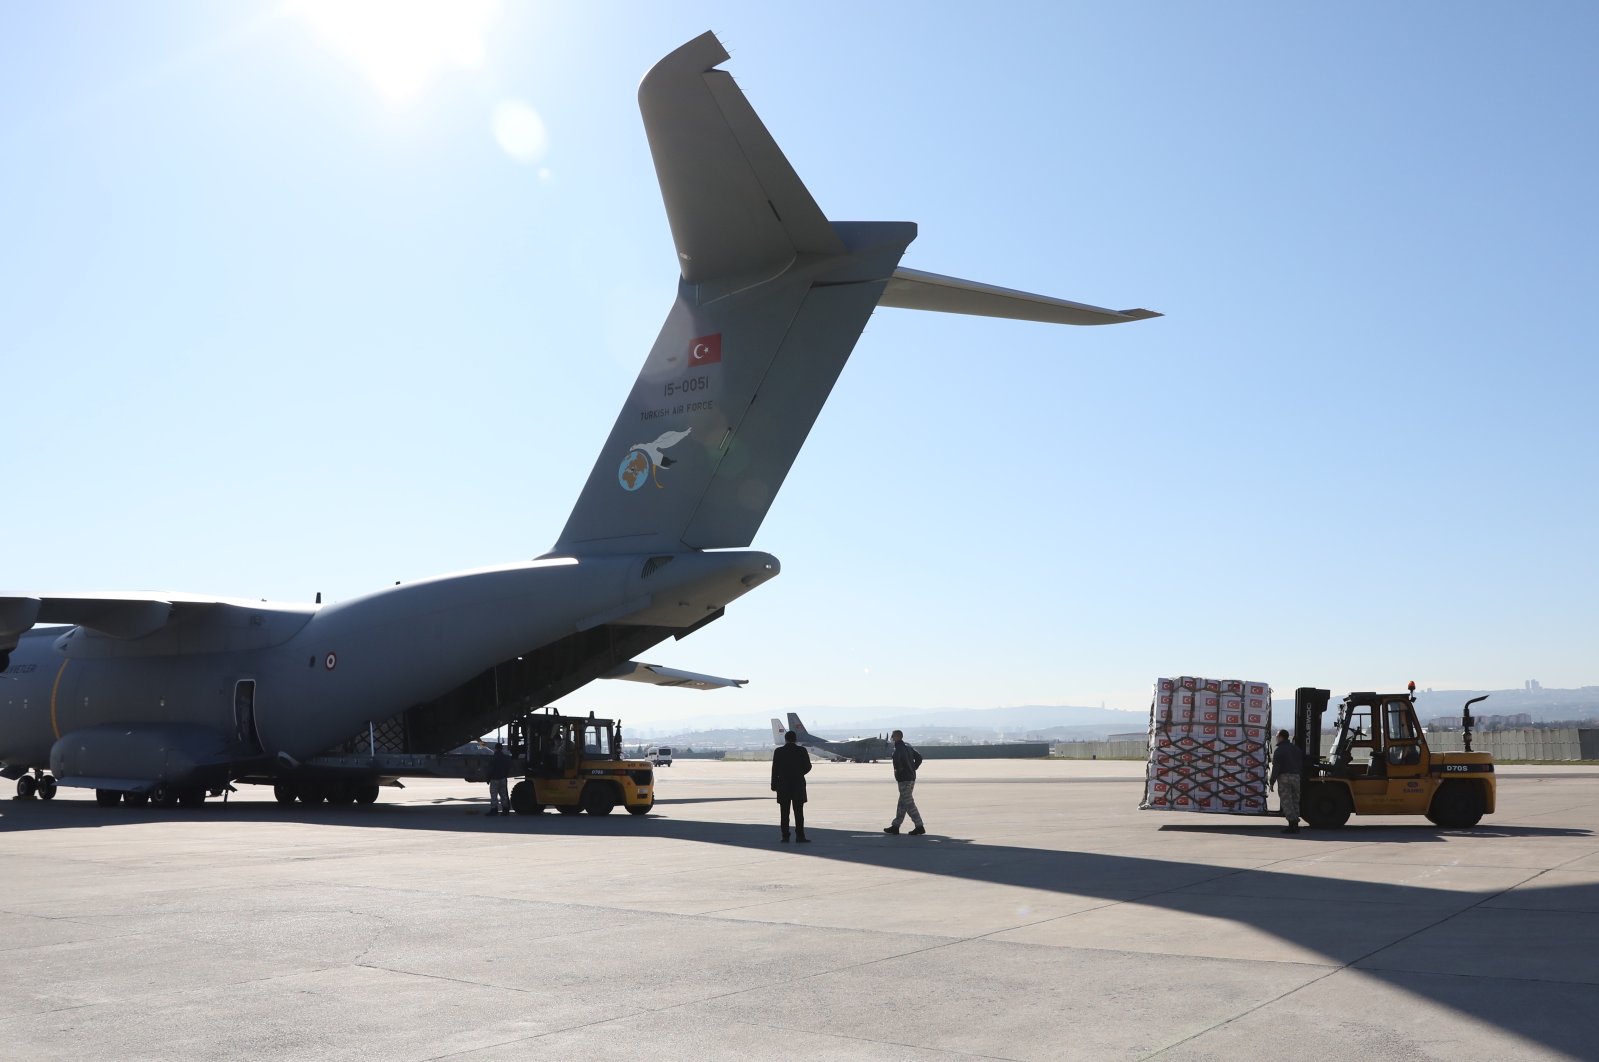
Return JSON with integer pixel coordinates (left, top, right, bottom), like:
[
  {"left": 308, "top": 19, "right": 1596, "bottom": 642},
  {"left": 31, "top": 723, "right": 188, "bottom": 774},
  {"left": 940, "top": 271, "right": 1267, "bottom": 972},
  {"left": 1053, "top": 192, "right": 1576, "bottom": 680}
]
[{"left": 1142, "top": 675, "right": 1273, "bottom": 814}]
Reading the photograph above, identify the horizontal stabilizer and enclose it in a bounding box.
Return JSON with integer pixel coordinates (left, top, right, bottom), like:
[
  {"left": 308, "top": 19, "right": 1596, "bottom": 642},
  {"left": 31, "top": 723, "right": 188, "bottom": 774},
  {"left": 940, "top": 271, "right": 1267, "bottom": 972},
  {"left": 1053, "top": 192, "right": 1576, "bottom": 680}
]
[
  {"left": 601, "top": 661, "right": 747, "bottom": 690},
  {"left": 879, "top": 267, "right": 1160, "bottom": 326}
]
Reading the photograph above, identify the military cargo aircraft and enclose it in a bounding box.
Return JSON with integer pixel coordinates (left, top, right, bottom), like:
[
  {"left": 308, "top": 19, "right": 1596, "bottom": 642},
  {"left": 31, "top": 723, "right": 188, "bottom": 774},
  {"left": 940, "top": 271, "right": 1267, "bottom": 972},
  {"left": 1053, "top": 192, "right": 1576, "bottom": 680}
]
[{"left": 0, "top": 31, "right": 1156, "bottom": 808}]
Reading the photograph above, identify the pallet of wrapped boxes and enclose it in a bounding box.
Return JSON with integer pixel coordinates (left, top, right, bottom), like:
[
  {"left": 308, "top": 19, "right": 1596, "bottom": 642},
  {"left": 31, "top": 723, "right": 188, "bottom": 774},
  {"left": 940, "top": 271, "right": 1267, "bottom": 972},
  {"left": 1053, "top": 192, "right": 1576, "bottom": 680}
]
[{"left": 1140, "top": 676, "right": 1274, "bottom": 814}]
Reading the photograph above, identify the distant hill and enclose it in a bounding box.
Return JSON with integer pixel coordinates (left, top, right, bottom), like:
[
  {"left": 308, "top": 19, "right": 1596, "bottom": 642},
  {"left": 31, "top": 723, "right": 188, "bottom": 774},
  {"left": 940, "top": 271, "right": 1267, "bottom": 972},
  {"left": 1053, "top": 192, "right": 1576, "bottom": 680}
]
[
  {"left": 845, "top": 705, "right": 1146, "bottom": 730},
  {"left": 1270, "top": 686, "right": 1599, "bottom": 724},
  {"left": 628, "top": 704, "right": 1150, "bottom": 746},
  {"left": 624, "top": 688, "right": 1599, "bottom": 747}
]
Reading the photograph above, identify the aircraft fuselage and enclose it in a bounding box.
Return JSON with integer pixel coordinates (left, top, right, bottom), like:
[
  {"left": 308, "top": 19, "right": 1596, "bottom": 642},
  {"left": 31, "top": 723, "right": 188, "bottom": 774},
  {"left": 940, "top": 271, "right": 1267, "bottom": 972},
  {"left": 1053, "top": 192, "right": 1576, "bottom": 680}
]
[{"left": 0, "top": 550, "right": 776, "bottom": 785}]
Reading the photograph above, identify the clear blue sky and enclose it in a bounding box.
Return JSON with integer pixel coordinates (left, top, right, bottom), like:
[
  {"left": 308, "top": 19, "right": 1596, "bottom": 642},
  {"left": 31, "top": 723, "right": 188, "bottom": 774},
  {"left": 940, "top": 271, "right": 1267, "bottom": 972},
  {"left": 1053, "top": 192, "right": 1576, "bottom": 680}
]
[{"left": 3, "top": 2, "right": 1595, "bottom": 727}]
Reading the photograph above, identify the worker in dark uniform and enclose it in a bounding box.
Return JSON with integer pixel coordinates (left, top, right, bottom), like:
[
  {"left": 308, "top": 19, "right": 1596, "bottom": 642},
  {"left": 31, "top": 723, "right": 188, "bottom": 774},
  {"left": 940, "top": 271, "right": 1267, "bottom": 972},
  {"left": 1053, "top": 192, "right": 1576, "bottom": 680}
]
[
  {"left": 770, "top": 729, "right": 813, "bottom": 843},
  {"left": 487, "top": 742, "right": 512, "bottom": 816},
  {"left": 1268, "top": 729, "right": 1303, "bottom": 834}
]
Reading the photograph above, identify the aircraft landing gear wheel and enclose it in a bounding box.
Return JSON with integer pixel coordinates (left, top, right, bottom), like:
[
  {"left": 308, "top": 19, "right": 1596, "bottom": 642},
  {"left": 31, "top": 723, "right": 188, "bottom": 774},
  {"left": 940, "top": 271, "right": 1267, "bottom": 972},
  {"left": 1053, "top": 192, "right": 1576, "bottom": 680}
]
[
  {"left": 626, "top": 801, "right": 653, "bottom": 816},
  {"left": 38, "top": 776, "right": 58, "bottom": 801},
  {"left": 355, "top": 784, "right": 380, "bottom": 805},
  {"left": 124, "top": 791, "right": 150, "bottom": 807},
  {"left": 178, "top": 788, "right": 205, "bottom": 808},
  {"left": 16, "top": 775, "right": 37, "bottom": 800},
  {"left": 152, "top": 784, "right": 181, "bottom": 809},
  {"left": 96, "top": 789, "right": 123, "bottom": 807},
  {"left": 273, "top": 783, "right": 296, "bottom": 805},
  {"left": 580, "top": 783, "right": 617, "bottom": 817}
]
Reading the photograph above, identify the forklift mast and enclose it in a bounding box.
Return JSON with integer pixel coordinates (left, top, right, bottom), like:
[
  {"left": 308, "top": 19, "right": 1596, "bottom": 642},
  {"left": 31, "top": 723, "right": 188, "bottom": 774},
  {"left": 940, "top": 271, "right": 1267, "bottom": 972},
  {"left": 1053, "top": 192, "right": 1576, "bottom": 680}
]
[{"left": 1292, "top": 687, "right": 1331, "bottom": 778}]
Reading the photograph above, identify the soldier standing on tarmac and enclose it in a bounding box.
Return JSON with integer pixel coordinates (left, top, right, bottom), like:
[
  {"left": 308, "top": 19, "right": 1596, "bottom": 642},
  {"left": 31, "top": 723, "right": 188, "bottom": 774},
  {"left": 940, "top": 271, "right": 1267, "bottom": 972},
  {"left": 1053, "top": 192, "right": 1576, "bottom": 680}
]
[
  {"left": 1268, "top": 730, "right": 1303, "bottom": 834},
  {"left": 487, "top": 742, "right": 512, "bottom": 816}
]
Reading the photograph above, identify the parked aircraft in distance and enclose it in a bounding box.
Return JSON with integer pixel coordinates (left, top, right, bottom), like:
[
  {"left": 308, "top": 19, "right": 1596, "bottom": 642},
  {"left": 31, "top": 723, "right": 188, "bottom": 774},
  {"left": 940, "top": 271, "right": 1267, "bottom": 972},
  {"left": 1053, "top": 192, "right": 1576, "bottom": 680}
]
[
  {"left": 771, "top": 716, "right": 846, "bottom": 760},
  {"left": 0, "top": 31, "right": 1156, "bottom": 808},
  {"left": 787, "top": 713, "right": 891, "bottom": 764}
]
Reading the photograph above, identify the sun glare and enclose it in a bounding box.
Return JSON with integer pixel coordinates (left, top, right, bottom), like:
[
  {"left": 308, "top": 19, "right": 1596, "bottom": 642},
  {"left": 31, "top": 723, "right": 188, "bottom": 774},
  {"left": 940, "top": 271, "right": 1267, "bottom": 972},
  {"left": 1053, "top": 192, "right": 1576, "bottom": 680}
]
[
  {"left": 492, "top": 99, "right": 548, "bottom": 164},
  {"left": 294, "top": 0, "right": 500, "bottom": 103}
]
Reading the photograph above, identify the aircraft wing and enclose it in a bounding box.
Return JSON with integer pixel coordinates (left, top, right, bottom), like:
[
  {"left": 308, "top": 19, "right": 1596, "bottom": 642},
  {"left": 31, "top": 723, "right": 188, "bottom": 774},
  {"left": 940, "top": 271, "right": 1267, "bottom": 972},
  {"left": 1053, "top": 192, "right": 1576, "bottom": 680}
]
[
  {"left": 0, "top": 592, "right": 317, "bottom": 644},
  {"left": 600, "top": 661, "right": 747, "bottom": 691},
  {"left": 879, "top": 267, "right": 1161, "bottom": 326}
]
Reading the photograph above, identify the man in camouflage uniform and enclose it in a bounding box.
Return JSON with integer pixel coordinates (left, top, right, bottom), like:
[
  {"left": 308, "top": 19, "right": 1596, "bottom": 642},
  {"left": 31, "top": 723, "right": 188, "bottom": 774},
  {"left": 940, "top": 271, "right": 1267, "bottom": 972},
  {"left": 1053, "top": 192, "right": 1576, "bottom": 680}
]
[
  {"left": 1268, "top": 729, "right": 1303, "bottom": 834},
  {"left": 883, "top": 730, "right": 926, "bottom": 836}
]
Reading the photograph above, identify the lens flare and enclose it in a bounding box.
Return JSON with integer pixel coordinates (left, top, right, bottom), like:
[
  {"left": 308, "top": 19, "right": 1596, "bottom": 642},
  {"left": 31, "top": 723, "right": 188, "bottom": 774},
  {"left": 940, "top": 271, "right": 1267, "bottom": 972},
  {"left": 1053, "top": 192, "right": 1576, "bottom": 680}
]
[
  {"left": 294, "top": 0, "right": 500, "bottom": 103},
  {"left": 492, "top": 99, "right": 548, "bottom": 164}
]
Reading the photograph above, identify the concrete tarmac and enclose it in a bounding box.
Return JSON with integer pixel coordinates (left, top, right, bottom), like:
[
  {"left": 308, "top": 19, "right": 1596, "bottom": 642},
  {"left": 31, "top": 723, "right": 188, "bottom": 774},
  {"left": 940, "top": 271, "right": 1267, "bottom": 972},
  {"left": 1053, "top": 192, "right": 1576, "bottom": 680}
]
[{"left": 2, "top": 760, "right": 1596, "bottom": 1061}]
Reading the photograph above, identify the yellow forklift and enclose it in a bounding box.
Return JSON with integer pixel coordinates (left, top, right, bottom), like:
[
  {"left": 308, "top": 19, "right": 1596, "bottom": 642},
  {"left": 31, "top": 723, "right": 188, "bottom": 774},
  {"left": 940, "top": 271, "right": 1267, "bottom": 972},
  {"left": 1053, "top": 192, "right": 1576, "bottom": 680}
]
[
  {"left": 1293, "top": 683, "right": 1495, "bottom": 828},
  {"left": 505, "top": 709, "right": 654, "bottom": 817}
]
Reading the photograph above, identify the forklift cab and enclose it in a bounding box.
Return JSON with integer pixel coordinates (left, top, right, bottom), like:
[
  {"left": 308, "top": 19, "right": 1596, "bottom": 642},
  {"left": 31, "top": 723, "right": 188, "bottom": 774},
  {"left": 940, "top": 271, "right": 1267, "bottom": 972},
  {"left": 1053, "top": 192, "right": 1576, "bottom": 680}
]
[
  {"left": 508, "top": 710, "right": 621, "bottom": 776},
  {"left": 1329, "top": 690, "right": 1426, "bottom": 779},
  {"left": 1380, "top": 697, "right": 1424, "bottom": 770}
]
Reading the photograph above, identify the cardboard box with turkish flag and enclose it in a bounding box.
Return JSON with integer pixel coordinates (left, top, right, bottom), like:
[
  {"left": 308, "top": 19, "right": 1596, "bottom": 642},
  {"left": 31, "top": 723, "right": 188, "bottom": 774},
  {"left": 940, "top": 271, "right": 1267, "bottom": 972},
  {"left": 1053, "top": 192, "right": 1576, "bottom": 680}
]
[{"left": 1141, "top": 675, "right": 1275, "bottom": 814}]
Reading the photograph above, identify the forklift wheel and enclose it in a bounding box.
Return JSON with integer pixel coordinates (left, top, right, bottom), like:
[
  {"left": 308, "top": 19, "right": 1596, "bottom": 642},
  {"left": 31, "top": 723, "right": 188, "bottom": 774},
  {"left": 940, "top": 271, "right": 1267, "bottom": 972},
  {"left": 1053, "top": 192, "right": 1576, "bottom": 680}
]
[
  {"left": 510, "top": 780, "right": 539, "bottom": 816},
  {"left": 1426, "top": 783, "right": 1485, "bottom": 829},
  {"left": 580, "top": 783, "right": 618, "bottom": 816},
  {"left": 1301, "top": 782, "right": 1352, "bottom": 829}
]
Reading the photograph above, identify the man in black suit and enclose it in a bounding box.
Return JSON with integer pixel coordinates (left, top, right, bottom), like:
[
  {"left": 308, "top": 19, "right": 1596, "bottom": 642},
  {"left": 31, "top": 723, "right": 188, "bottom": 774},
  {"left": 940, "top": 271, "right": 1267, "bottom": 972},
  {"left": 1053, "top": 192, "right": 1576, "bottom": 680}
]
[{"left": 771, "top": 730, "right": 813, "bottom": 843}]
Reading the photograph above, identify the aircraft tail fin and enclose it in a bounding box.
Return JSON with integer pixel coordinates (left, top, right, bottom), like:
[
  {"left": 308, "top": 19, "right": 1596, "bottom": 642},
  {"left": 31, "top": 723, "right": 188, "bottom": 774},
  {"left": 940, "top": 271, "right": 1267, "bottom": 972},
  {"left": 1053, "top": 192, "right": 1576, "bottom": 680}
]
[
  {"left": 770, "top": 718, "right": 785, "bottom": 746},
  {"left": 786, "top": 712, "right": 811, "bottom": 741},
  {"left": 552, "top": 32, "right": 914, "bottom": 555}
]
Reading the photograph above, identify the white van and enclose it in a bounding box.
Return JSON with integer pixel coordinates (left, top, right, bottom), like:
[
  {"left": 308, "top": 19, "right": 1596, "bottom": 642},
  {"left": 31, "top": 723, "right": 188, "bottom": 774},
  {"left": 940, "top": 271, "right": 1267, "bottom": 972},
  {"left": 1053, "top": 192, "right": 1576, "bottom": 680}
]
[{"left": 645, "top": 746, "right": 673, "bottom": 767}]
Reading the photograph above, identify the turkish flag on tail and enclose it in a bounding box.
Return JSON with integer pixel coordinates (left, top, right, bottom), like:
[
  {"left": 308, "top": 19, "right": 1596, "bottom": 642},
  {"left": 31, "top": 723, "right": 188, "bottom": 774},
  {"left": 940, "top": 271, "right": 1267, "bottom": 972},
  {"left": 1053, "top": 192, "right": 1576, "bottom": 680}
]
[{"left": 689, "top": 333, "right": 722, "bottom": 365}]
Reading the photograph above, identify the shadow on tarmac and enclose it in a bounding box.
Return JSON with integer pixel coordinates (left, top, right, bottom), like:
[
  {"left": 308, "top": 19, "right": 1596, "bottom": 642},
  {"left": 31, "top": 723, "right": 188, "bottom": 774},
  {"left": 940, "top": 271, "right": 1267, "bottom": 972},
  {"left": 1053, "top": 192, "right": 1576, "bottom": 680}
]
[
  {"left": 1158, "top": 821, "right": 1593, "bottom": 841},
  {"left": 4, "top": 793, "right": 1598, "bottom": 1055}
]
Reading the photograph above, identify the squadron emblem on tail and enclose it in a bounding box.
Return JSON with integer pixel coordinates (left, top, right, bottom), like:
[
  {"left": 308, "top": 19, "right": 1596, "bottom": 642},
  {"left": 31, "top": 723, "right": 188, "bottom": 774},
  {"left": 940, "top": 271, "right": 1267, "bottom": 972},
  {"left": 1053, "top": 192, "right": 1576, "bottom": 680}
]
[{"left": 618, "top": 428, "right": 692, "bottom": 491}]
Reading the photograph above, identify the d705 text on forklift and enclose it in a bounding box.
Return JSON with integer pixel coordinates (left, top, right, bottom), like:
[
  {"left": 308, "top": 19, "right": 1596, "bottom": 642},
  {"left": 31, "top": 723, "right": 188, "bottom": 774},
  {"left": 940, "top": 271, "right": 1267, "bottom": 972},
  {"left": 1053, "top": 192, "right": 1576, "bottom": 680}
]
[{"left": 1291, "top": 682, "right": 1495, "bottom": 829}]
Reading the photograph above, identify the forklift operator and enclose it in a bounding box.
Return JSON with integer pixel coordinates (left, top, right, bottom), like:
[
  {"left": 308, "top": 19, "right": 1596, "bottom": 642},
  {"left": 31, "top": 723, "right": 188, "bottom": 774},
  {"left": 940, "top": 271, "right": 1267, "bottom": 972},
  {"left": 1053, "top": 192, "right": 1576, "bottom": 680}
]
[{"left": 548, "top": 730, "right": 571, "bottom": 772}]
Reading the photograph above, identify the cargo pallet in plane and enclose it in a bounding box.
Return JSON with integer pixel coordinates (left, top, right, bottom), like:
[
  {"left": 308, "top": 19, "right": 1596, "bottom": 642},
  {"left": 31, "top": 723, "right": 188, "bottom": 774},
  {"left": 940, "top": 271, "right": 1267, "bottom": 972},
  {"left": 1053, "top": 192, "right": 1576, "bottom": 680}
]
[{"left": 0, "top": 31, "right": 1157, "bottom": 808}]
